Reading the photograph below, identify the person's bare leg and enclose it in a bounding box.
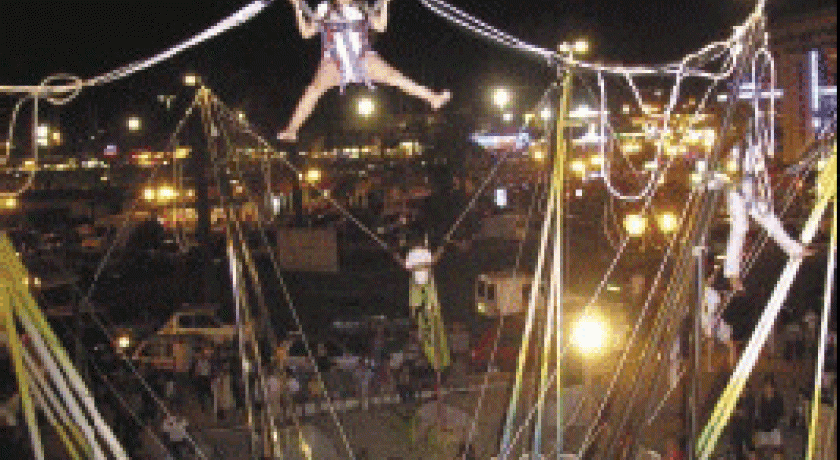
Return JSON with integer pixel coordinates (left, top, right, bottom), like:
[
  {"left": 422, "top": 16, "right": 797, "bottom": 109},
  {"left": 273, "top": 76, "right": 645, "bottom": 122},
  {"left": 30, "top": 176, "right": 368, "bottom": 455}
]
[
  {"left": 365, "top": 54, "right": 451, "bottom": 109},
  {"left": 278, "top": 60, "right": 341, "bottom": 141}
]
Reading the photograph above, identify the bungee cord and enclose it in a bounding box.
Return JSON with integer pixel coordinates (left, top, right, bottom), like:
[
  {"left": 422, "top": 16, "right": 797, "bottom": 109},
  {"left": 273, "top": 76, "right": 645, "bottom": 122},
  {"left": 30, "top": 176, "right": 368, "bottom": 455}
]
[
  {"left": 208, "top": 94, "right": 359, "bottom": 460},
  {"left": 419, "top": 0, "right": 766, "bottom": 80},
  {"left": 1, "top": 1, "right": 272, "bottom": 195},
  {"left": 500, "top": 22, "right": 769, "bottom": 453},
  {"left": 0, "top": 1, "right": 272, "bottom": 98},
  {"left": 196, "top": 96, "right": 319, "bottom": 459}
]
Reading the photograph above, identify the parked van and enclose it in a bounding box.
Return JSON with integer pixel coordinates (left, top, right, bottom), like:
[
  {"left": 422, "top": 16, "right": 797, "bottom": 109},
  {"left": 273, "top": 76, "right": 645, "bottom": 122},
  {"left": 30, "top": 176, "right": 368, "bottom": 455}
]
[{"left": 476, "top": 272, "right": 542, "bottom": 316}]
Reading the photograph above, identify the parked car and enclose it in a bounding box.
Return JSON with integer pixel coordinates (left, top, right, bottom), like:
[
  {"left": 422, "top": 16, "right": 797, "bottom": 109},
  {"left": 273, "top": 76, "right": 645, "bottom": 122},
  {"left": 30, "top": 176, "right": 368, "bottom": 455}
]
[{"left": 280, "top": 332, "right": 359, "bottom": 372}]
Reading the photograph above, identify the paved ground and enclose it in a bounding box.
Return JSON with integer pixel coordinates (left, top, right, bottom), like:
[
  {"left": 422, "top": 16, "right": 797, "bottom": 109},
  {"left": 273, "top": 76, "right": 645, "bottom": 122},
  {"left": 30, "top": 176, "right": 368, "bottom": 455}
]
[{"left": 21, "top": 343, "right": 835, "bottom": 459}]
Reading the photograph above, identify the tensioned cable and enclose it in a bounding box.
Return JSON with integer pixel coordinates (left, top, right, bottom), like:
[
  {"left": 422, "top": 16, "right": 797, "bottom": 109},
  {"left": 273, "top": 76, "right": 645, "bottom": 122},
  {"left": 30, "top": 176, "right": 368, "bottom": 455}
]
[
  {"left": 419, "top": 0, "right": 766, "bottom": 80},
  {"left": 459, "top": 161, "right": 550, "bottom": 460},
  {"left": 209, "top": 95, "right": 358, "bottom": 460},
  {"left": 208, "top": 101, "right": 312, "bottom": 457},
  {"left": 202, "top": 99, "right": 316, "bottom": 457},
  {"left": 200, "top": 97, "right": 265, "bottom": 456},
  {"left": 25, "top": 92, "right": 222, "bottom": 460},
  {"left": 0, "top": 1, "right": 272, "bottom": 97},
  {"left": 612, "top": 48, "right": 828, "bottom": 456},
  {"left": 1, "top": 1, "right": 272, "bottom": 196},
  {"left": 640, "top": 138, "right": 831, "bottom": 431},
  {"left": 577, "top": 48, "right": 759, "bottom": 455},
  {"left": 435, "top": 85, "right": 555, "bottom": 260},
  {"left": 502, "top": 31, "right": 761, "bottom": 454}
]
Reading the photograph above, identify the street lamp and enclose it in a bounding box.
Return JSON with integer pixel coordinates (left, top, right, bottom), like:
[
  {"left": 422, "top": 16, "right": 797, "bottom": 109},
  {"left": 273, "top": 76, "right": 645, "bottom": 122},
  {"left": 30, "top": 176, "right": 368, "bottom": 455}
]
[
  {"left": 558, "top": 38, "right": 590, "bottom": 56},
  {"left": 572, "top": 315, "right": 608, "bottom": 356},
  {"left": 624, "top": 213, "right": 648, "bottom": 237},
  {"left": 183, "top": 73, "right": 201, "bottom": 87},
  {"left": 37, "top": 125, "right": 50, "bottom": 147},
  {"left": 492, "top": 87, "right": 511, "bottom": 110},
  {"left": 126, "top": 116, "right": 142, "bottom": 133},
  {"left": 570, "top": 159, "right": 587, "bottom": 178},
  {"left": 357, "top": 97, "right": 375, "bottom": 118},
  {"left": 657, "top": 212, "right": 679, "bottom": 234},
  {"left": 304, "top": 168, "right": 321, "bottom": 184}
]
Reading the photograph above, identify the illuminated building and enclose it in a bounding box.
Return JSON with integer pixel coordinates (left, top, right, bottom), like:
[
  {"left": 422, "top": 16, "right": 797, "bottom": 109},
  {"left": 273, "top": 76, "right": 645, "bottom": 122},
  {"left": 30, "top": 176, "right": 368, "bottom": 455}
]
[{"left": 772, "top": 7, "right": 836, "bottom": 163}]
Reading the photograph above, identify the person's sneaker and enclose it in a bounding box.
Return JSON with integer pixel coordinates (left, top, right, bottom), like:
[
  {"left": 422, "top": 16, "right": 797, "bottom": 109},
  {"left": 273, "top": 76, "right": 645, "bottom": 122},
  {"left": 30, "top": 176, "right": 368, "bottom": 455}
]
[
  {"left": 728, "top": 276, "right": 744, "bottom": 293},
  {"left": 276, "top": 130, "right": 297, "bottom": 142},
  {"left": 792, "top": 243, "right": 816, "bottom": 259},
  {"left": 431, "top": 90, "right": 451, "bottom": 110}
]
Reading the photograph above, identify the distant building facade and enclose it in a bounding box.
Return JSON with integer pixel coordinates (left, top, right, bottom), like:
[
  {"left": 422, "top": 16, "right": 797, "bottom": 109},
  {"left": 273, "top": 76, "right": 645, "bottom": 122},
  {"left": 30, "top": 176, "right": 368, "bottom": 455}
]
[{"left": 772, "top": 7, "right": 837, "bottom": 163}]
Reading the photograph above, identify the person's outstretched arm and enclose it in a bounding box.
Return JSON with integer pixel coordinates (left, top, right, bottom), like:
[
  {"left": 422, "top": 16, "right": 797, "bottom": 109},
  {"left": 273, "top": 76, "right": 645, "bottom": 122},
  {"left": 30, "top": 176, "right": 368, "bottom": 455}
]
[
  {"left": 369, "top": 0, "right": 392, "bottom": 33},
  {"left": 290, "top": 0, "right": 318, "bottom": 38}
]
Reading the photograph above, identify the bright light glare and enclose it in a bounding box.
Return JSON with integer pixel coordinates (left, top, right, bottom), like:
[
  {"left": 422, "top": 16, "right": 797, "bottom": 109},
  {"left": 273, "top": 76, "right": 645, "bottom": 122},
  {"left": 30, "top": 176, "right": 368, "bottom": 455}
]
[
  {"left": 183, "top": 73, "right": 200, "bottom": 87},
  {"left": 157, "top": 186, "right": 177, "bottom": 201},
  {"left": 540, "top": 107, "right": 552, "bottom": 121},
  {"left": 573, "top": 39, "right": 589, "bottom": 55},
  {"left": 127, "top": 116, "right": 142, "bottom": 132},
  {"left": 493, "top": 88, "right": 511, "bottom": 109},
  {"left": 502, "top": 112, "right": 514, "bottom": 122},
  {"left": 305, "top": 168, "right": 321, "bottom": 184},
  {"left": 573, "top": 316, "right": 607, "bottom": 354},
  {"left": 657, "top": 212, "right": 679, "bottom": 234},
  {"left": 624, "top": 214, "right": 647, "bottom": 237},
  {"left": 117, "top": 336, "right": 131, "bottom": 349},
  {"left": 357, "top": 97, "right": 375, "bottom": 117}
]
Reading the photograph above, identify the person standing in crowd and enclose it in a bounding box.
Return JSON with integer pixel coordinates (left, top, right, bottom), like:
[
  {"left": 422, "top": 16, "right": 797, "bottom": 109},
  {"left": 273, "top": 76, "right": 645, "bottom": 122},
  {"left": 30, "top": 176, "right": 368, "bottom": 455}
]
[
  {"left": 730, "top": 392, "right": 756, "bottom": 460},
  {"left": 663, "top": 435, "right": 685, "bottom": 460},
  {"left": 755, "top": 375, "right": 784, "bottom": 459},
  {"left": 213, "top": 361, "right": 235, "bottom": 421},
  {"left": 354, "top": 356, "right": 374, "bottom": 410},
  {"left": 161, "top": 414, "right": 190, "bottom": 460},
  {"left": 265, "top": 365, "right": 288, "bottom": 424},
  {"left": 192, "top": 347, "right": 214, "bottom": 413}
]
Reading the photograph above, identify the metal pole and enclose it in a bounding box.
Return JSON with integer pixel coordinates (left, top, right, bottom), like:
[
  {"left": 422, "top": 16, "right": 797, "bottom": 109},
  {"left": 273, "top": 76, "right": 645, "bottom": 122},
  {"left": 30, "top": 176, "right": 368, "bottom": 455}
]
[
  {"left": 690, "top": 242, "right": 707, "bottom": 460},
  {"left": 194, "top": 88, "right": 213, "bottom": 304},
  {"left": 555, "top": 54, "right": 573, "bottom": 458}
]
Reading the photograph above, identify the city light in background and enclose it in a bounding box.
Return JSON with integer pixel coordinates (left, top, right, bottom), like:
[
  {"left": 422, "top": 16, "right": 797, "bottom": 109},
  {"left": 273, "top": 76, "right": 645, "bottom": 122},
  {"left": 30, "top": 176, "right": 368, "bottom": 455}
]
[
  {"left": 183, "top": 73, "right": 200, "bottom": 87},
  {"left": 492, "top": 87, "right": 511, "bottom": 109},
  {"left": 357, "top": 97, "right": 375, "bottom": 118},
  {"left": 572, "top": 315, "right": 608, "bottom": 355},
  {"left": 126, "top": 116, "right": 143, "bottom": 133},
  {"left": 657, "top": 212, "right": 679, "bottom": 234},
  {"left": 624, "top": 213, "right": 648, "bottom": 237},
  {"left": 304, "top": 168, "right": 322, "bottom": 184}
]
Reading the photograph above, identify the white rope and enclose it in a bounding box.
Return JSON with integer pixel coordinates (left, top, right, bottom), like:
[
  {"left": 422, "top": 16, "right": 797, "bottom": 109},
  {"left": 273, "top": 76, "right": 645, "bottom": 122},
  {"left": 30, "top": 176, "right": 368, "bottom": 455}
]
[
  {"left": 419, "top": 0, "right": 765, "bottom": 79},
  {"left": 207, "top": 95, "right": 359, "bottom": 459},
  {"left": 697, "top": 154, "right": 835, "bottom": 457},
  {"left": 1, "top": 1, "right": 272, "bottom": 196},
  {"left": 0, "top": 1, "right": 271, "bottom": 96}
]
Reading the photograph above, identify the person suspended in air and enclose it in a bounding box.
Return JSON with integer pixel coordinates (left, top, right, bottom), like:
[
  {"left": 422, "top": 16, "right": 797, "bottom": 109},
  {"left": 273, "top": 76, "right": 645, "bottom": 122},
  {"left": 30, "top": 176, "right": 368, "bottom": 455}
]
[
  {"left": 402, "top": 234, "right": 450, "bottom": 371},
  {"left": 279, "top": 0, "right": 452, "bottom": 141},
  {"left": 720, "top": 136, "right": 813, "bottom": 293}
]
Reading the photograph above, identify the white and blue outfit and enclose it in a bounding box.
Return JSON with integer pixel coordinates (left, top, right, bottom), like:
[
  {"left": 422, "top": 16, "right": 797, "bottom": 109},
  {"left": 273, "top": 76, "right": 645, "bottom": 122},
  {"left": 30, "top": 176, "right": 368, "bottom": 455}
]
[
  {"left": 723, "top": 145, "right": 805, "bottom": 279},
  {"left": 315, "top": 2, "right": 374, "bottom": 92}
]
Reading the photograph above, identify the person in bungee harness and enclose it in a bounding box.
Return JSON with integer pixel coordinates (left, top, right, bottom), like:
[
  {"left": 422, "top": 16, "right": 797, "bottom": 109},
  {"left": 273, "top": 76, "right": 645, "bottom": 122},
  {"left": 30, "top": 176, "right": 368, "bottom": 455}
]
[
  {"left": 279, "top": 0, "right": 451, "bottom": 141},
  {"left": 721, "top": 138, "right": 814, "bottom": 293},
  {"left": 403, "top": 235, "right": 450, "bottom": 371}
]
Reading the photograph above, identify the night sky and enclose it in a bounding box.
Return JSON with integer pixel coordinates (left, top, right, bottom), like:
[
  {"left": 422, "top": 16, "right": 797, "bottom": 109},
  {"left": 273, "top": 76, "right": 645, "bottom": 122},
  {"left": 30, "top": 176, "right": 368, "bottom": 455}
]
[{"left": 1, "top": 0, "right": 834, "bottom": 141}]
